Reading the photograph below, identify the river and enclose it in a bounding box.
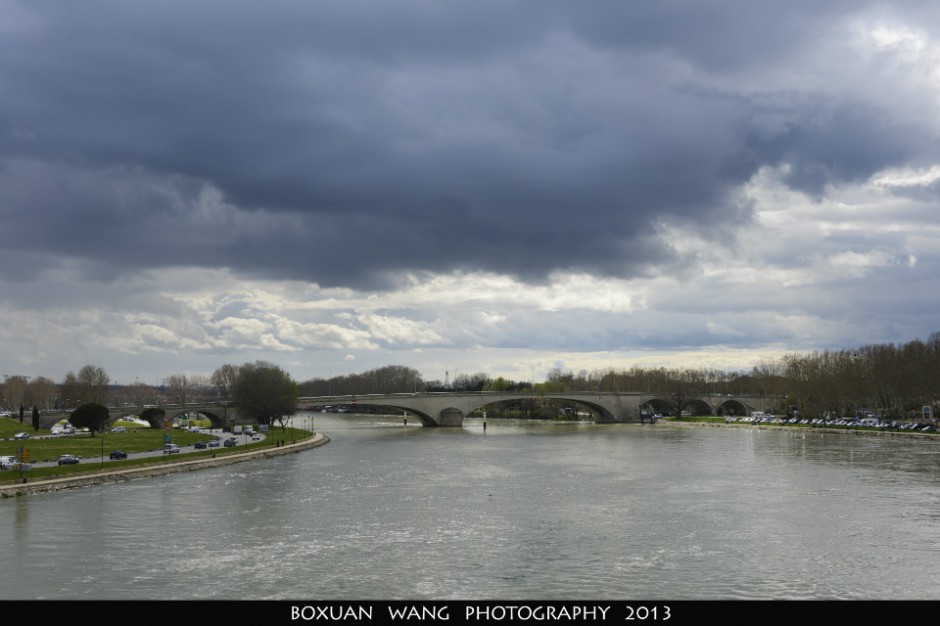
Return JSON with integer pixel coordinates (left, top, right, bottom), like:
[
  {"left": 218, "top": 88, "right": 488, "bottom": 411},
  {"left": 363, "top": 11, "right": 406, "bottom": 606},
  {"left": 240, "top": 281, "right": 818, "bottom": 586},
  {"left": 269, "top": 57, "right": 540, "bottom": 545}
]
[{"left": 1, "top": 414, "right": 939, "bottom": 600}]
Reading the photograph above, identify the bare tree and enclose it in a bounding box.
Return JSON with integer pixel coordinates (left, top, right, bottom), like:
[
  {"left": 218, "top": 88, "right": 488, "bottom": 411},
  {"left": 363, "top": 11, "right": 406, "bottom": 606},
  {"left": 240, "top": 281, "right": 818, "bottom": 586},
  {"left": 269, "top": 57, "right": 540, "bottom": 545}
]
[
  {"left": 26, "top": 376, "right": 58, "bottom": 411},
  {"left": 1, "top": 375, "right": 28, "bottom": 412},
  {"left": 60, "top": 365, "right": 110, "bottom": 407},
  {"left": 211, "top": 364, "right": 240, "bottom": 399},
  {"left": 188, "top": 374, "right": 211, "bottom": 402},
  {"left": 164, "top": 374, "right": 192, "bottom": 405},
  {"left": 129, "top": 380, "right": 156, "bottom": 408}
]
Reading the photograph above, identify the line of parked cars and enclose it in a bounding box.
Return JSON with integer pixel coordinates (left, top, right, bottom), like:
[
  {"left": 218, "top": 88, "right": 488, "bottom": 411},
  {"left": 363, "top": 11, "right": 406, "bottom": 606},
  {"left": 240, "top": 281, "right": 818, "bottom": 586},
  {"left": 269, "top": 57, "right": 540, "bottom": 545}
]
[{"left": 725, "top": 414, "right": 937, "bottom": 432}]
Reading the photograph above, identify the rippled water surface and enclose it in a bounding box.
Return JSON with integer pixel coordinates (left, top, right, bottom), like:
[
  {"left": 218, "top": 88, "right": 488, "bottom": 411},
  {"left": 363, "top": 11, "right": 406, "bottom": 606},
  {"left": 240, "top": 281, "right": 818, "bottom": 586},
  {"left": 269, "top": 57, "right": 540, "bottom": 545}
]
[{"left": 2, "top": 416, "right": 939, "bottom": 600}]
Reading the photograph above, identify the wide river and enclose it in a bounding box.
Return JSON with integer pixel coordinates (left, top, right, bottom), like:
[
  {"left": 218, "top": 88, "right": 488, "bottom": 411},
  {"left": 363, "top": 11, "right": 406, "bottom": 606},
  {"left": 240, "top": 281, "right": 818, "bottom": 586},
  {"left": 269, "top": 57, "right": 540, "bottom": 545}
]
[{"left": 1, "top": 414, "right": 939, "bottom": 600}]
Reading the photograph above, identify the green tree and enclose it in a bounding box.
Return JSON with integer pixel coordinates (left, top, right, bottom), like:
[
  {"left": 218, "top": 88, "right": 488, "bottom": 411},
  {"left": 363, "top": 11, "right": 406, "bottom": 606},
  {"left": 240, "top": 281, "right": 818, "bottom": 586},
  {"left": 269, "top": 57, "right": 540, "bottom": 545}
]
[
  {"left": 70, "top": 403, "right": 110, "bottom": 436},
  {"left": 31, "top": 405, "right": 39, "bottom": 432},
  {"left": 233, "top": 361, "right": 297, "bottom": 431}
]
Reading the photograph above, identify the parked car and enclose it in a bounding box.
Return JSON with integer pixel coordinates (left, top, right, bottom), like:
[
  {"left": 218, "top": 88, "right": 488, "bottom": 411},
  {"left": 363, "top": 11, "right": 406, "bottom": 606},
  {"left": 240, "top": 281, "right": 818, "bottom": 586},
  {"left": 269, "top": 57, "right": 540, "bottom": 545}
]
[
  {"left": 13, "top": 432, "right": 29, "bottom": 440},
  {"left": 109, "top": 450, "right": 128, "bottom": 460},
  {"left": 111, "top": 426, "right": 127, "bottom": 433},
  {"left": 0, "top": 455, "right": 16, "bottom": 469},
  {"left": 57, "top": 454, "right": 80, "bottom": 466}
]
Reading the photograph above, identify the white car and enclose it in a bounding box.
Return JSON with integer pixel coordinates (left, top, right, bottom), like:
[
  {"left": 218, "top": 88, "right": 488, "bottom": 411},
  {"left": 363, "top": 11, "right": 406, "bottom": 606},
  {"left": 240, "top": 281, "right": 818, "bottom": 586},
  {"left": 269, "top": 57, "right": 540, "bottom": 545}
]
[
  {"left": 0, "top": 455, "right": 16, "bottom": 469},
  {"left": 13, "top": 432, "right": 29, "bottom": 440}
]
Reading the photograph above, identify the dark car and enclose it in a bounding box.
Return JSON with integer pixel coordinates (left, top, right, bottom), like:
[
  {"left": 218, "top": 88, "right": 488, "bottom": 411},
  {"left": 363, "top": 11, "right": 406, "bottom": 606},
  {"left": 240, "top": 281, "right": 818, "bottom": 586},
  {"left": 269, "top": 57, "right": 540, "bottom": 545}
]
[
  {"left": 194, "top": 441, "right": 207, "bottom": 449},
  {"left": 223, "top": 438, "right": 237, "bottom": 447},
  {"left": 57, "top": 454, "right": 80, "bottom": 466},
  {"left": 207, "top": 440, "right": 220, "bottom": 448},
  {"left": 109, "top": 450, "right": 128, "bottom": 460}
]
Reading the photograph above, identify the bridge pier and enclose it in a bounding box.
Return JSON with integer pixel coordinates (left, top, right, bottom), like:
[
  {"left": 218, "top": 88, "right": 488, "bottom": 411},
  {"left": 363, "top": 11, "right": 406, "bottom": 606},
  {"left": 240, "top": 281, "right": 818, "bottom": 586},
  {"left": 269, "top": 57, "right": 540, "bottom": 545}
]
[{"left": 438, "top": 407, "right": 464, "bottom": 427}]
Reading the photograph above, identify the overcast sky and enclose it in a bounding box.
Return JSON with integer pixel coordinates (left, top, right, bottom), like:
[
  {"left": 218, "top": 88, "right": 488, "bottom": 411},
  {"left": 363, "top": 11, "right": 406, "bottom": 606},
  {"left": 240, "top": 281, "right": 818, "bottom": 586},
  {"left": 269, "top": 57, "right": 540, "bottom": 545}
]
[{"left": 2, "top": 0, "right": 940, "bottom": 386}]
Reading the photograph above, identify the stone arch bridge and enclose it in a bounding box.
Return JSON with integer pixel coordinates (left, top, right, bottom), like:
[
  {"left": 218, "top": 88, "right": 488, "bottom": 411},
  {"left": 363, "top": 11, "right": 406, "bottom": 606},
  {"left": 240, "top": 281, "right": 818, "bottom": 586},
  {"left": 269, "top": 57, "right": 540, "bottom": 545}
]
[
  {"left": 299, "top": 391, "right": 777, "bottom": 427},
  {"left": 36, "top": 403, "right": 238, "bottom": 430},
  {"left": 37, "top": 392, "right": 775, "bottom": 430}
]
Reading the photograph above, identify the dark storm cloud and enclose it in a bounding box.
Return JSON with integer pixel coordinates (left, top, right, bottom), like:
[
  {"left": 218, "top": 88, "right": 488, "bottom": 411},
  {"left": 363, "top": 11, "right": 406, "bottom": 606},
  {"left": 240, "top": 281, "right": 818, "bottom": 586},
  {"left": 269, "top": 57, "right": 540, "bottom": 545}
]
[{"left": 0, "top": 0, "right": 933, "bottom": 288}]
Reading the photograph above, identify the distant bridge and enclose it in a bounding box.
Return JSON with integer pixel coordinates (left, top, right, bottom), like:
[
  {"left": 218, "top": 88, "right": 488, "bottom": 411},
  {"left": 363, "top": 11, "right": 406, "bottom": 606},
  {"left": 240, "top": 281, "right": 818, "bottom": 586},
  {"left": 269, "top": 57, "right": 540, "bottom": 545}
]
[
  {"left": 299, "top": 391, "right": 777, "bottom": 427},
  {"left": 36, "top": 403, "right": 238, "bottom": 430},
  {"left": 35, "top": 392, "right": 776, "bottom": 430}
]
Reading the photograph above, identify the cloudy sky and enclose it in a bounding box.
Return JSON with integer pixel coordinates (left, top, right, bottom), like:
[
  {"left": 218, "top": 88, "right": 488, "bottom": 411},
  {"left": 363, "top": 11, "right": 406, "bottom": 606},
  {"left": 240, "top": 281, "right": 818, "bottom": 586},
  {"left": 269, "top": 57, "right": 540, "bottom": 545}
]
[{"left": 2, "top": 0, "right": 940, "bottom": 387}]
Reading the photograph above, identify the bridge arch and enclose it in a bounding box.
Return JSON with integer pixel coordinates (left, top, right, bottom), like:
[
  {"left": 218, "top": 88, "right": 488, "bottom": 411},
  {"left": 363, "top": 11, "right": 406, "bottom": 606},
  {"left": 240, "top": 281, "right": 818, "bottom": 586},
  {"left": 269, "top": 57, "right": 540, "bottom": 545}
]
[
  {"left": 684, "top": 399, "right": 713, "bottom": 416},
  {"left": 464, "top": 397, "right": 616, "bottom": 422},
  {"left": 162, "top": 408, "right": 228, "bottom": 429},
  {"left": 641, "top": 398, "right": 674, "bottom": 416},
  {"left": 716, "top": 399, "right": 748, "bottom": 416}
]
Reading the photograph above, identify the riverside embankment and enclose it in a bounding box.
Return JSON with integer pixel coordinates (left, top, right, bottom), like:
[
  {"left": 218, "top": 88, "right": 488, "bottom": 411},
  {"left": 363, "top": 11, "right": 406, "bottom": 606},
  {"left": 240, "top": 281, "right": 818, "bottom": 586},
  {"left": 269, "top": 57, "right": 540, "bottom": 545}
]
[
  {"left": 0, "top": 432, "right": 330, "bottom": 498},
  {"left": 660, "top": 417, "right": 940, "bottom": 440}
]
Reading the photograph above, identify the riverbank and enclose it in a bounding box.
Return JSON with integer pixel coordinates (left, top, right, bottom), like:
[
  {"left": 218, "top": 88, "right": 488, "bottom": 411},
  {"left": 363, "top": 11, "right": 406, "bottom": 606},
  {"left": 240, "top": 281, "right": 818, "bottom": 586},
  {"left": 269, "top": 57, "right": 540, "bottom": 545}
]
[
  {"left": 659, "top": 418, "right": 940, "bottom": 439},
  {"left": 0, "top": 431, "right": 330, "bottom": 499}
]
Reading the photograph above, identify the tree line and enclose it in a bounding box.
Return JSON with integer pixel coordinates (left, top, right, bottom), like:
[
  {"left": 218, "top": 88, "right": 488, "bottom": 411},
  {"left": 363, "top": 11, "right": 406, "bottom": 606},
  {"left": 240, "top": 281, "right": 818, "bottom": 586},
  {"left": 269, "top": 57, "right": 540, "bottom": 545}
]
[
  {"left": 524, "top": 334, "right": 940, "bottom": 419},
  {"left": 1, "top": 361, "right": 297, "bottom": 433},
  {"left": 4, "top": 332, "right": 940, "bottom": 423}
]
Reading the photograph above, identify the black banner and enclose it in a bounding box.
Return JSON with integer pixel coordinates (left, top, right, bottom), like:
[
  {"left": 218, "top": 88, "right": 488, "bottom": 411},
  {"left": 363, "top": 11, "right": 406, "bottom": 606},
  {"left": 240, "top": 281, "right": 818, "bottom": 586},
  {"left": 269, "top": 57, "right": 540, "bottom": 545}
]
[{"left": 6, "top": 600, "right": 931, "bottom": 624}]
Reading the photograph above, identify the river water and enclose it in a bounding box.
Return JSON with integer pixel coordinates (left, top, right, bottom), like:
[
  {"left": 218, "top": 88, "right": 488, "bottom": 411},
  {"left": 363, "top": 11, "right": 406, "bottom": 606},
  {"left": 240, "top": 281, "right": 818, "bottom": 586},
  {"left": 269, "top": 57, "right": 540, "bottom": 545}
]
[{"left": 1, "top": 414, "right": 939, "bottom": 600}]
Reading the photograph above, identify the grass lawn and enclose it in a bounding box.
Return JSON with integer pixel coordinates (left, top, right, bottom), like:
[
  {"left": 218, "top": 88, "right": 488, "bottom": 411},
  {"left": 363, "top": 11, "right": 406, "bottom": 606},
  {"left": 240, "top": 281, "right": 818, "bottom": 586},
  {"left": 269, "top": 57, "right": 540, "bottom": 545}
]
[
  {"left": 0, "top": 417, "right": 310, "bottom": 482},
  {"left": 670, "top": 416, "right": 727, "bottom": 424}
]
